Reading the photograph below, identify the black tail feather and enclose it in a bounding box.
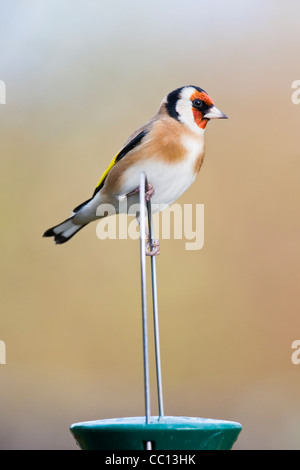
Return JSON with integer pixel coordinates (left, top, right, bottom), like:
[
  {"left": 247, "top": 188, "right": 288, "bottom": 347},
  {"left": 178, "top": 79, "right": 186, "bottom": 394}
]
[{"left": 43, "top": 217, "right": 87, "bottom": 244}]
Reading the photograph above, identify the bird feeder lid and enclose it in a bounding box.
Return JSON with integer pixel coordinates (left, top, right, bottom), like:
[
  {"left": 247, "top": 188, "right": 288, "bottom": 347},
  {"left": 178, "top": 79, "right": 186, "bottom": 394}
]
[{"left": 70, "top": 415, "right": 242, "bottom": 450}]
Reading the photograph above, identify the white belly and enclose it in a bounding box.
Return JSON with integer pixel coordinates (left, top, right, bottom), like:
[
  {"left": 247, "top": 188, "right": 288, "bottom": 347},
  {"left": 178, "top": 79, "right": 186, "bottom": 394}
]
[{"left": 119, "top": 136, "right": 204, "bottom": 213}]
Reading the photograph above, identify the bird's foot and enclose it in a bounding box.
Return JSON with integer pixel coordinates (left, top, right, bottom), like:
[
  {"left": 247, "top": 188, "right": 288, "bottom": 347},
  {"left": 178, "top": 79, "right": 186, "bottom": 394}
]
[
  {"left": 145, "top": 183, "right": 154, "bottom": 202},
  {"left": 126, "top": 182, "right": 154, "bottom": 203},
  {"left": 146, "top": 238, "right": 160, "bottom": 256}
]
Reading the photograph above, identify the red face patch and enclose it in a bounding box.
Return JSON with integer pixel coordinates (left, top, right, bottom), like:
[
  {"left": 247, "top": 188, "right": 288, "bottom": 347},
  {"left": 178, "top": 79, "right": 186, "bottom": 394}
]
[
  {"left": 190, "top": 90, "right": 213, "bottom": 129},
  {"left": 192, "top": 109, "right": 209, "bottom": 129}
]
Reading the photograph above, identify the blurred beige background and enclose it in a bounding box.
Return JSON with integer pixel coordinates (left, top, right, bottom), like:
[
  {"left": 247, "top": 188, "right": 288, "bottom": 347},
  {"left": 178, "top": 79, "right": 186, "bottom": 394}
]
[{"left": 0, "top": 0, "right": 300, "bottom": 449}]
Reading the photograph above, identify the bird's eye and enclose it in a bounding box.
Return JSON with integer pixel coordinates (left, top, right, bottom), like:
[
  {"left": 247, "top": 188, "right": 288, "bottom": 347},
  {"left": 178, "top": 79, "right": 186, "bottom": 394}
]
[{"left": 192, "top": 99, "right": 203, "bottom": 108}]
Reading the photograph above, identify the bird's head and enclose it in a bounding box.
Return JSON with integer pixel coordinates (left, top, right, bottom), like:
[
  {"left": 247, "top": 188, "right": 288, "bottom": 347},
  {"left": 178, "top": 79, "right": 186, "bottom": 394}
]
[{"left": 164, "top": 85, "right": 228, "bottom": 134}]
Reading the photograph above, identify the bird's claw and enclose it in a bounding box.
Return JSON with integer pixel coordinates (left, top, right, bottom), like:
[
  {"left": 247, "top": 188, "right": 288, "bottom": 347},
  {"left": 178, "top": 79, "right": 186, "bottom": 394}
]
[
  {"left": 146, "top": 238, "right": 160, "bottom": 256},
  {"left": 126, "top": 182, "right": 154, "bottom": 202},
  {"left": 145, "top": 183, "right": 154, "bottom": 202}
]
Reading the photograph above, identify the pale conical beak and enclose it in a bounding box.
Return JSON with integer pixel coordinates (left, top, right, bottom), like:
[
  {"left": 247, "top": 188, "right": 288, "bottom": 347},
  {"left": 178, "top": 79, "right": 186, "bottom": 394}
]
[{"left": 203, "top": 105, "right": 228, "bottom": 119}]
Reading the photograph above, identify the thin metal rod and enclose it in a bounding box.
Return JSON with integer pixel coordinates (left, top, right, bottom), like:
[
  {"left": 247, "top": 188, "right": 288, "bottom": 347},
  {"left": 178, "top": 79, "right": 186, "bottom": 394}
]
[
  {"left": 147, "top": 197, "right": 164, "bottom": 418},
  {"left": 139, "top": 172, "right": 151, "bottom": 424}
]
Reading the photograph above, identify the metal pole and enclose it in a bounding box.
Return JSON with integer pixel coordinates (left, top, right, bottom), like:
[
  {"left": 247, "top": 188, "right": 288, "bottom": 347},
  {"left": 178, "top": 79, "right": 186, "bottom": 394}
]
[
  {"left": 139, "top": 172, "right": 151, "bottom": 425},
  {"left": 146, "top": 196, "right": 164, "bottom": 418}
]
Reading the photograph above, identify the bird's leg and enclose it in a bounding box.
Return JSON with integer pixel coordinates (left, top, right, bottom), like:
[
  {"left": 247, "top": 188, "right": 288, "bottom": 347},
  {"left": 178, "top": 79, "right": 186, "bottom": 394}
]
[
  {"left": 145, "top": 226, "right": 160, "bottom": 257},
  {"left": 145, "top": 183, "right": 154, "bottom": 202},
  {"left": 144, "top": 182, "right": 159, "bottom": 255},
  {"left": 129, "top": 181, "right": 159, "bottom": 256},
  {"left": 126, "top": 182, "right": 155, "bottom": 202}
]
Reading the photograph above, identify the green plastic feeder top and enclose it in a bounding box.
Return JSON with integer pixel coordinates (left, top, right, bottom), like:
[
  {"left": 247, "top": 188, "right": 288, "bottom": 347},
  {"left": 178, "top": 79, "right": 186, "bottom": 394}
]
[{"left": 70, "top": 415, "right": 242, "bottom": 450}]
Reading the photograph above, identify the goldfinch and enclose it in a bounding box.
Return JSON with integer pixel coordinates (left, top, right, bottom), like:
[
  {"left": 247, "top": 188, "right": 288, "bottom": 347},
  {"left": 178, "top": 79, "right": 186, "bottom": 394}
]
[{"left": 43, "top": 85, "right": 227, "bottom": 245}]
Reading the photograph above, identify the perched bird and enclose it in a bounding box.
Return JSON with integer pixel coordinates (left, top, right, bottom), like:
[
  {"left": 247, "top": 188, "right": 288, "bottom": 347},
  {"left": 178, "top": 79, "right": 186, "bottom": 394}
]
[{"left": 43, "top": 85, "right": 227, "bottom": 251}]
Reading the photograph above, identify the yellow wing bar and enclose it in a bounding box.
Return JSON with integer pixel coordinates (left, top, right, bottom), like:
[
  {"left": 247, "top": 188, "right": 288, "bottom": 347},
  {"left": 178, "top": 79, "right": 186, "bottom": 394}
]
[
  {"left": 95, "top": 154, "right": 118, "bottom": 189},
  {"left": 94, "top": 129, "right": 148, "bottom": 195}
]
